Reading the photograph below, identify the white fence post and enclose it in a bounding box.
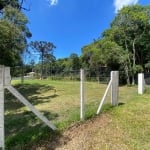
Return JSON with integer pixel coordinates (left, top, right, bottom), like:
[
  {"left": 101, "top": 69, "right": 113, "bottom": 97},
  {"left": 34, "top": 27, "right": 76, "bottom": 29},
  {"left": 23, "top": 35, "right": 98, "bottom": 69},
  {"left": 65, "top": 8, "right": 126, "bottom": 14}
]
[
  {"left": 96, "top": 79, "right": 112, "bottom": 114},
  {"left": 4, "top": 67, "right": 11, "bottom": 86},
  {"left": 80, "top": 69, "right": 85, "bottom": 121},
  {"left": 138, "top": 73, "right": 145, "bottom": 94},
  {"left": 111, "top": 71, "right": 119, "bottom": 106},
  {"left": 97, "top": 71, "right": 119, "bottom": 114},
  {"left": 0, "top": 66, "right": 5, "bottom": 150}
]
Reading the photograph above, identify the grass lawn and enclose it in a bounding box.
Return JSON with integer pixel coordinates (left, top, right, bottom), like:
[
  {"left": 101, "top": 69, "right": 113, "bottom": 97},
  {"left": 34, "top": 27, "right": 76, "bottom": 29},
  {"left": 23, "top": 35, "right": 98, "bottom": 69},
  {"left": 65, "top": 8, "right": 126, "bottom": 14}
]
[{"left": 4, "top": 79, "right": 150, "bottom": 149}]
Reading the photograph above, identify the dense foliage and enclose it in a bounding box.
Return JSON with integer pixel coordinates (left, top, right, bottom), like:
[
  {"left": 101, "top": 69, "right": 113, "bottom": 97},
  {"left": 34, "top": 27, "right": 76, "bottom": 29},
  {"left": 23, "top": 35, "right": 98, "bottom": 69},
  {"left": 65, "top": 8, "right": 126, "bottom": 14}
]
[
  {"left": 81, "top": 5, "right": 150, "bottom": 84},
  {"left": 0, "top": 0, "right": 31, "bottom": 66},
  {"left": 1, "top": 3, "right": 150, "bottom": 85},
  {"left": 30, "top": 41, "right": 56, "bottom": 79}
]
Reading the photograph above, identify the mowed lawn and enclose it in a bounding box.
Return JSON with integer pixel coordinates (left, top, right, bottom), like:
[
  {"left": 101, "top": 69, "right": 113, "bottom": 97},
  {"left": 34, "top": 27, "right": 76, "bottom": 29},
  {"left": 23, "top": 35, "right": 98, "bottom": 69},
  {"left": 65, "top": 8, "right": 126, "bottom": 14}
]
[{"left": 4, "top": 79, "right": 150, "bottom": 150}]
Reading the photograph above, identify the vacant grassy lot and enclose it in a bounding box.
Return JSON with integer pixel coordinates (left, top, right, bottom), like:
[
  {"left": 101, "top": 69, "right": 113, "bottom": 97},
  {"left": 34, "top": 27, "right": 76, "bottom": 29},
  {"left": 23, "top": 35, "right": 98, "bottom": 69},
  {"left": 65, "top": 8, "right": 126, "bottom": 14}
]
[{"left": 4, "top": 79, "right": 150, "bottom": 149}]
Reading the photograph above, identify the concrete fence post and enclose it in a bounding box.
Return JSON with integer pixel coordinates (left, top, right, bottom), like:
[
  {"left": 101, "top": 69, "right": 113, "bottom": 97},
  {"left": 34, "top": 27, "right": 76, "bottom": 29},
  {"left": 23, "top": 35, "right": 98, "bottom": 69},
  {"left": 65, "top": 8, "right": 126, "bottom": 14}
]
[
  {"left": 0, "top": 66, "right": 5, "bottom": 150},
  {"left": 80, "top": 69, "right": 85, "bottom": 121},
  {"left": 111, "top": 71, "right": 119, "bottom": 106},
  {"left": 138, "top": 73, "right": 145, "bottom": 94},
  {"left": 0, "top": 65, "right": 57, "bottom": 149},
  {"left": 97, "top": 71, "right": 119, "bottom": 114}
]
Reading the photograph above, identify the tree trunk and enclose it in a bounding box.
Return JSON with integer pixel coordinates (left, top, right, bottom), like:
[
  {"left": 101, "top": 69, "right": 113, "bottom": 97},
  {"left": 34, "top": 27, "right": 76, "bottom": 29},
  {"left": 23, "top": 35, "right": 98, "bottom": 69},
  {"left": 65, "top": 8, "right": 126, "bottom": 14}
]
[
  {"left": 41, "top": 52, "right": 44, "bottom": 79},
  {"left": 124, "top": 40, "right": 131, "bottom": 85},
  {"left": 125, "top": 64, "right": 130, "bottom": 85},
  {"left": 132, "top": 39, "right": 136, "bottom": 85},
  {"left": 21, "top": 63, "right": 24, "bottom": 84},
  {"left": 132, "top": 74, "right": 135, "bottom": 85}
]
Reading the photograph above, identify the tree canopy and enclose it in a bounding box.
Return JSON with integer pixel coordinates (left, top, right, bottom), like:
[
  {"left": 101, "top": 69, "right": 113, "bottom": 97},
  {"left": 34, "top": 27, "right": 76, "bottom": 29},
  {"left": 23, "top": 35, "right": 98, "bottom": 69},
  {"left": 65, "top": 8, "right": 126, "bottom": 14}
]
[
  {"left": 30, "top": 41, "right": 56, "bottom": 79},
  {"left": 1, "top": 2, "right": 150, "bottom": 85},
  {"left": 81, "top": 4, "right": 150, "bottom": 84},
  {"left": 0, "top": 0, "right": 31, "bottom": 66}
]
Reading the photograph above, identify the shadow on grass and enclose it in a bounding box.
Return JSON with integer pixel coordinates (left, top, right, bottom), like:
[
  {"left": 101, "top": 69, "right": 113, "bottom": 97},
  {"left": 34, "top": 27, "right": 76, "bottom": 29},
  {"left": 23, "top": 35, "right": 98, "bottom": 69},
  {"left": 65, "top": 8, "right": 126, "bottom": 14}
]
[
  {"left": 5, "top": 83, "right": 58, "bottom": 110},
  {"left": 118, "top": 102, "right": 125, "bottom": 106},
  {"left": 4, "top": 83, "right": 69, "bottom": 150},
  {"left": 5, "top": 109, "right": 73, "bottom": 150},
  {"left": 5, "top": 109, "right": 67, "bottom": 150},
  {"left": 100, "top": 102, "right": 125, "bottom": 113}
]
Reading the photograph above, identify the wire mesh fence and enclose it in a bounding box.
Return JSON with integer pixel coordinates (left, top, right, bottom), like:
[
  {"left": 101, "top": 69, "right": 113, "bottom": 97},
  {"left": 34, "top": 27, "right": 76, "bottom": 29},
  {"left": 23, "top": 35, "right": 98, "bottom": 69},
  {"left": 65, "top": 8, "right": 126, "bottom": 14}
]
[
  {"left": 4, "top": 67, "right": 122, "bottom": 149},
  {"left": 5, "top": 65, "right": 150, "bottom": 149},
  {"left": 10, "top": 67, "right": 112, "bottom": 122}
]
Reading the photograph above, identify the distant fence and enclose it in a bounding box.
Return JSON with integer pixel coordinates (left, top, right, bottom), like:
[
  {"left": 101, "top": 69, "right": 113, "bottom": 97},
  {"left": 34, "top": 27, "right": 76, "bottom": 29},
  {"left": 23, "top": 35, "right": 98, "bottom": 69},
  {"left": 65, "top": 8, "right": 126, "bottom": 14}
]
[
  {"left": 11, "top": 67, "right": 119, "bottom": 121},
  {"left": 11, "top": 67, "right": 110, "bottom": 83},
  {"left": 6, "top": 68, "right": 121, "bottom": 149}
]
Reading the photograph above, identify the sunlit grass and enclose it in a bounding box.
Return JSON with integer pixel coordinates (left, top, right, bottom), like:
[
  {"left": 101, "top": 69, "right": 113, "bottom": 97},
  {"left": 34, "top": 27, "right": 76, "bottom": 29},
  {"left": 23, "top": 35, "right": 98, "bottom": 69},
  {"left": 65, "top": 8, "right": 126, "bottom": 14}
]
[
  {"left": 5, "top": 79, "right": 150, "bottom": 149},
  {"left": 6, "top": 79, "right": 106, "bottom": 149}
]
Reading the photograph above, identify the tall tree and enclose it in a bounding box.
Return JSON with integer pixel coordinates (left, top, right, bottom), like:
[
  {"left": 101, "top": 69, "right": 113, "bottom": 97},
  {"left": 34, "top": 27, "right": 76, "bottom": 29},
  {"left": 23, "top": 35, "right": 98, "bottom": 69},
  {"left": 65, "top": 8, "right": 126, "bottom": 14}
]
[
  {"left": 81, "top": 40, "right": 104, "bottom": 71},
  {"left": 53, "top": 58, "right": 70, "bottom": 75},
  {"left": 43, "top": 53, "right": 56, "bottom": 76},
  {"left": 30, "top": 41, "right": 56, "bottom": 79},
  {"left": 103, "top": 5, "right": 150, "bottom": 84},
  {"left": 0, "top": 3, "right": 31, "bottom": 66},
  {"left": 69, "top": 53, "right": 80, "bottom": 71},
  {"left": 81, "top": 39, "right": 125, "bottom": 79}
]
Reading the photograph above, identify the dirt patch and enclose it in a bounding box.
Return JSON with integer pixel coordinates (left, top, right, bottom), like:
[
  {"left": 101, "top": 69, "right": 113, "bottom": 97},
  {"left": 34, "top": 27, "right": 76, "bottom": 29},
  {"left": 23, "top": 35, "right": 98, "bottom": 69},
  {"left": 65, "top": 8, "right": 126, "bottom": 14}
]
[
  {"left": 56, "top": 114, "right": 112, "bottom": 150},
  {"left": 34, "top": 114, "right": 118, "bottom": 150},
  {"left": 33, "top": 113, "right": 130, "bottom": 150}
]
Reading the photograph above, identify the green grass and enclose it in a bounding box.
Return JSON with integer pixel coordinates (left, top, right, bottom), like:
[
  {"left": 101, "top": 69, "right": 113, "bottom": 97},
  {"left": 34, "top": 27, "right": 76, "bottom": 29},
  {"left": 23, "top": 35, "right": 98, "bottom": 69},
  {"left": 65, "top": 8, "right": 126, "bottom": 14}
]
[
  {"left": 100, "top": 86, "right": 150, "bottom": 150},
  {"left": 4, "top": 79, "right": 150, "bottom": 149},
  {"left": 110, "top": 88, "right": 150, "bottom": 150},
  {"left": 5, "top": 79, "right": 104, "bottom": 149}
]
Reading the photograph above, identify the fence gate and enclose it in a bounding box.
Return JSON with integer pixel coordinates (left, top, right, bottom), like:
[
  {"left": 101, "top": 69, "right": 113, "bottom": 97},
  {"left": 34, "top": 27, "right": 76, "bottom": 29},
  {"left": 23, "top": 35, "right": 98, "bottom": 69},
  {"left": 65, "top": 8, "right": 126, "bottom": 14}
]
[{"left": 0, "top": 65, "right": 56, "bottom": 150}]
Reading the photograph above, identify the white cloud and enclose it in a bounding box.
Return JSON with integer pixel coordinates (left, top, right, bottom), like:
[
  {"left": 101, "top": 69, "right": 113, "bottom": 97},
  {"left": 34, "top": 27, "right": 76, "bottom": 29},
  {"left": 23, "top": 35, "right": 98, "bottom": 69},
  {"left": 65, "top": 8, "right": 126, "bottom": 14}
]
[
  {"left": 114, "top": 0, "right": 139, "bottom": 13},
  {"left": 47, "top": 0, "right": 58, "bottom": 6}
]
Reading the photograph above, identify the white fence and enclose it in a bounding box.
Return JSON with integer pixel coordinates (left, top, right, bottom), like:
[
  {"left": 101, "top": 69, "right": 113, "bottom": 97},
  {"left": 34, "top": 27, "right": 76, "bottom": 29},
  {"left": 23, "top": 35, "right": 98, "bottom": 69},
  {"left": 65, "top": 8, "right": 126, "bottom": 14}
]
[
  {"left": 0, "top": 65, "right": 56, "bottom": 150},
  {"left": 80, "top": 70, "right": 119, "bottom": 120}
]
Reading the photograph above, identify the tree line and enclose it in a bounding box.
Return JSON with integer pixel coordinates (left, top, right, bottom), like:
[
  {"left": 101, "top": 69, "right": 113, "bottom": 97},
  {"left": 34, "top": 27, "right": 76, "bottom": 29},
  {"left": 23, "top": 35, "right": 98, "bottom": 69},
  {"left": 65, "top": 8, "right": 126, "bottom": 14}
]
[
  {"left": 0, "top": 1, "right": 150, "bottom": 84},
  {"left": 81, "top": 5, "right": 150, "bottom": 85}
]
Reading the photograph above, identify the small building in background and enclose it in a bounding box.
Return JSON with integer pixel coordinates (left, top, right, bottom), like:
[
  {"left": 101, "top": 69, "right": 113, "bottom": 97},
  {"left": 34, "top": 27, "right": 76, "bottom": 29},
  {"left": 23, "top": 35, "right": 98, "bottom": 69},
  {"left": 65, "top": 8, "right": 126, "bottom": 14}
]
[{"left": 26, "top": 72, "right": 40, "bottom": 79}]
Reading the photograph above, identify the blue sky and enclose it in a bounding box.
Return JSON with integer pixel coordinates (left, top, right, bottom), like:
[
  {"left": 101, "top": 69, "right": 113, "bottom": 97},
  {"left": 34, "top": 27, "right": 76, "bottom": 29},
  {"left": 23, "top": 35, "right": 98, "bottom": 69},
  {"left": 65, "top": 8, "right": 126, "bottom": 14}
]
[{"left": 24, "top": 0, "right": 149, "bottom": 60}]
